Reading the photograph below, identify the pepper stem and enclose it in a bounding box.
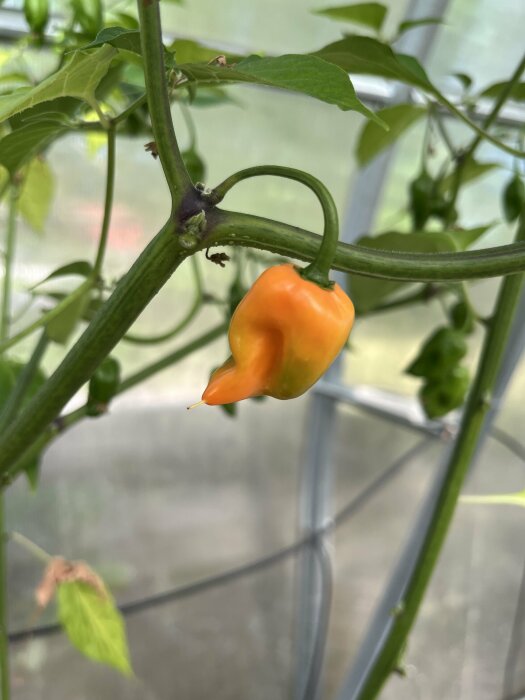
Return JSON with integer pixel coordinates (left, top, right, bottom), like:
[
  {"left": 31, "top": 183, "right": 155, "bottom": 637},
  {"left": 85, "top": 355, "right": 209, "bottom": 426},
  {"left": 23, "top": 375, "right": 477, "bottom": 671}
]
[{"left": 211, "top": 165, "right": 339, "bottom": 288}]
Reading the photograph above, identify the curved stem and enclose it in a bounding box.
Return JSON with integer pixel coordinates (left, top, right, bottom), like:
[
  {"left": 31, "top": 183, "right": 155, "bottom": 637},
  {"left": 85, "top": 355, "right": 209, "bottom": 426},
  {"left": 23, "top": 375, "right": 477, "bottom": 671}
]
[
  {"left": 354, "top": 211, "right": 525, "bottom": 700},
  {"left": 113, "top": 93, "right": 147, "bottom": 126},
  {"left": 124, "top": 256, "right": 203, "bottom": 345},
  {"left": 212, "top": 166, "right": 339, "bottom": 287},
  {"left": 179, "top": 101, "right": 197, "bottom": 149},
  {"left": 93, "top": 126, "right": 116, "bottom": 276},
  {"left": 137, "top": 0, "right": 191, "bottom": 207},
  {"left": 209, "top": 209, "right": 525, "bottom": 282}
]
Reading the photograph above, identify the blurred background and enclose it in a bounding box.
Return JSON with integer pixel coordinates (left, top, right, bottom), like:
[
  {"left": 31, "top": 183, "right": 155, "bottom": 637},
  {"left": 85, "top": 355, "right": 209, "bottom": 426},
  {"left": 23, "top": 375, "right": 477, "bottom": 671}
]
[{"left": 2, "top": 0, "right": 525, "bottom": 698}]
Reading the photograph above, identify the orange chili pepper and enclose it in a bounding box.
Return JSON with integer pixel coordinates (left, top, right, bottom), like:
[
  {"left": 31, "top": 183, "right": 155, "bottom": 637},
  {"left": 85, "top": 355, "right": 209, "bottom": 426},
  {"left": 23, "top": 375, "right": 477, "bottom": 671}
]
[{"left": 202, "top": 263, "right": 354, "bottom": 405}]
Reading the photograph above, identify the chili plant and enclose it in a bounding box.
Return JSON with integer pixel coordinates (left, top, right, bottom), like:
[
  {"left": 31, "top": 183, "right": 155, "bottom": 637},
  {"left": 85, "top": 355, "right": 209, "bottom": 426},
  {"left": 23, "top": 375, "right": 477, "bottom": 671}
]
[{"left": 0, "top": 0, "right": 524, "bottom": 698}]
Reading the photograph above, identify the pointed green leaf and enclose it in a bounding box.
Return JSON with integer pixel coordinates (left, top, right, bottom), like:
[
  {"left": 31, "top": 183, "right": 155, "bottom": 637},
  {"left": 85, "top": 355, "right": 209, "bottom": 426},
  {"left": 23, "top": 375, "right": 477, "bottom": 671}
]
[
  {"left": 0, "top": 45, "right": 117, "bottom": 125},
  {"left": 451, "top": 224, "right": 493, "bottom": 251},
  {"left": 312, "top": 35, "right": 434, "bottom": 91},
  {"left": 46, "top": 286, "right": 91, "bottom": 344},
  {"left": 169, "top": 38, "right": 242, "bottom": 64},
  {"left": 31, "top": 261, "right": 94, "bottom": 289},
  {"left": 19, "top": 158, "right": 55, "bottom": 233},
  {"left": 439, "top": 159, "right": 498, "bottom": 192},
  {"left": 0, "top": 121, "right": 66, "bottom": 175},
  {"left": 81, "top": 26, "right": 142, "bottom": 54},
  {"left": 480, "top": 81, "right": 525, "bottom": 102},
  {"left": 58, "top": 581, "right": 132, "bottom": 675},
  {"left": 356, "top": 103, "right": 426, "bottom": 165},
  {"left": 178, "top": 54, "right": 386, "bottom": 126},
  {"left": 314, "top": 3, "right": 387, "bottom": 32},
  {"left": 397, "top": 17, "right": 442, "bottom": 35},
  {"left": 351, "top": 231, "right": 457, "bottom": 311}
]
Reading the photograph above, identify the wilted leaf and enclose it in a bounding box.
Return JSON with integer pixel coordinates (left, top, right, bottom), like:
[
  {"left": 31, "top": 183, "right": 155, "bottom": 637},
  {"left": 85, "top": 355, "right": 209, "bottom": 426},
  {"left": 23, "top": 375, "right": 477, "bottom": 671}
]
[
  {"left": 356, "top": 103, "right": 426, "bottom": 165},
  {"left": 19, "top": 157, "right": 55, "bottom": 233},
  {"left": 314, "top": 3, "right": 388, "bottom": 32}
]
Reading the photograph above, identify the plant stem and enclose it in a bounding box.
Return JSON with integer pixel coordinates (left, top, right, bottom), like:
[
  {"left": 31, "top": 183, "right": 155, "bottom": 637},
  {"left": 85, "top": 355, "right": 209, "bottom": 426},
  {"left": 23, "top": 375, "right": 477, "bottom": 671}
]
[
  {"left": 93, "top": 126, "right": 116, "bottom": 276},
  {"left": 355, "top": 284, "right": 445, "bottom": 316},
  {"left": 0, "top": 279, "right": 93, "bottom": 354},
  {"left": 446, "top": 51, "right": 525, "bottom": 224},
  {"left": 2, "top": 323, "right": 227, "bottom": 486},
  {"left": 113, "top": 93, "right": 148, "bottom": 126},
  {"left": 209, "top": 209, "right": 525, "bottom": 282},
  {"left": 0, "top": 331, "right": 49, "bottom": 434},
  {"left": 0, "top": 186, "right": 19, "bottom": 343},
  {"left": 9, "top": 532, "right": 51, "bottom": 564},
  {"left": 124, "top": 256, "right": 203, "bottom": 344},
  {"left": 212, "top": 166, "right": 340, "bottom": 287},
  {"left": 119, "top": 320, "right": 227, "bottom": 392},
  {"left": 0, "top": 220, "right": 189, "bottom": 478},
  {"left": 137, "top": 0, "right": 192, "bottom": 207},
  {"left": 0, "top": 185, "right": 18, "bottom": 700},
  {"left": 354, "top": 213, "right": 525, "bottom": 700}
]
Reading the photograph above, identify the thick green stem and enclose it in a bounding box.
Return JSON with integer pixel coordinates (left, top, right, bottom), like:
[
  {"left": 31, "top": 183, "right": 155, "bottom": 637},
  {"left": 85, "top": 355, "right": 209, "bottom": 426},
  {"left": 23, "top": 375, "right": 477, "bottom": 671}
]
[
  {"left": 0, "top": 221, "right": 189, "bottom": 477},
  {"left": 212, "top": 166, "right": 339, "bottom": 287},
  {"left": 137, "top": 0, "right": 191, "bottom": 206},
  {"left": 2, "top": 324, "right": 227, "bottom": 486},
  {"left": 0, "top": 331, "right": 49, "bottom": 434},
  {"left": 355, "top": 213, "right": 525, "bottom": 700},
  {"left": 124, "top": 256, "right": 203, "bottom": 345},
  {"left": 0, "top": 185, "right": 18, "bottom": 700},
  {"left": 209, "top": 209, "right": 525, "bottom": 282},
  {"left": 93, "top": 126, "right": 116, "bottom": 276}
]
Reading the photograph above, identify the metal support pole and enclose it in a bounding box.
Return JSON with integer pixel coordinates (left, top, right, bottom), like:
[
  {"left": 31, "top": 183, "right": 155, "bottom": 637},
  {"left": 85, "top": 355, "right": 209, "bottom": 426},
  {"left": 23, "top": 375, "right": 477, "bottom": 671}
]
[{"left": 293, "top": 0, "right": 451, "bottom": 697}]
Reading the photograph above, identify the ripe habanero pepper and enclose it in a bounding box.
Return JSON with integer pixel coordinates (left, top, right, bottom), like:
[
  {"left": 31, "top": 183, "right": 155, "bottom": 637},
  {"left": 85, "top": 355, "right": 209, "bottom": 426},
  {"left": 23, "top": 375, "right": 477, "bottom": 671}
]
[{"left": 202, "top": 263, "right": 354, "bottom": 405}]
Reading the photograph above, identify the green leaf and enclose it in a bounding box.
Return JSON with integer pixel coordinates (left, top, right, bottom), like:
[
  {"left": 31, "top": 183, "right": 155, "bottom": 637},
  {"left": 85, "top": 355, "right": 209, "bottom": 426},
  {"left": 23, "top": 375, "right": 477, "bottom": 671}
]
[
  {"left": 81, "top": 26, "right": 142, "bottom": 55},
  {"left": 46, "top": 286, "right": 91, "bottom": 344},
  {"left": 178, "top": 54, "right": 386, "bottom": 126},
  {"left": 502, "top": 174, "right": 525, "bottom": 223},
  {"left": 58, "top": 581, "right": 132, "bottom": 675},
  {"left": 19, "top": 157, "right": 55, "bottom": 233},
  {"left": 439, "top": 159, "right": 498, "bottom": 192},
  {"left": 0, "top": 120, "right": 66, "bottom": 175},
  {"left": 314, "top": 3, "right": 388, "bottom": 32},
  {"left": 351, "top": 231, "right": 456, "bottom": 311},
  {"left": 480, "top": 81, "right": 525, "bottom": 102},
  {"left": 170, "top": 39, "right": 241, "bottom": 64},
  {"left": 451, "top": 224, "right": 492, "bottom": 251},
  {"left": 461, "top": 489, "right": 525, "bottom": 508},
  {"left": 185, "top": 86, "right": 240, "bottom": 108},
  {"left": 452, "top": 72, "right": 472, "bottom": 91},
  {"left": 0, "top": 45, "right": 117, "bottom": 125},
  {"left": 31, "top": 260, "right": 93, "bottom": 289},
  {"left": 356, "top": 103, "right": 426, "bottom": 165},
  {"left": 397, "top": 17, "right": 442, "bottom": 35},
  {"left": 312, "top": 36, "right": 434, "bottom": 91}
]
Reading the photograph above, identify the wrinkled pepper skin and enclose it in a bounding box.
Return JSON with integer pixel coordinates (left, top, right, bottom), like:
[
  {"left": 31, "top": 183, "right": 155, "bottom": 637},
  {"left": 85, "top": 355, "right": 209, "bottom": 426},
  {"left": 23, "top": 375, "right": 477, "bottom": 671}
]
[{"left": 202, "top": 264, "right": 354, "bottom": 405}]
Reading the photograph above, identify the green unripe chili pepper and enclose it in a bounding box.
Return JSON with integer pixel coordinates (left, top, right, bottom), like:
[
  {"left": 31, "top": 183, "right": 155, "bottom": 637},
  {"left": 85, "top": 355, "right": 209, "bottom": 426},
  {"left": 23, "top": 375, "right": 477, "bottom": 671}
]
[
  {"left": 87, "top": 356, "right": 121, "bottom": 415},
  {"left": 72, "top": 0, "right": 103, "bottom": 37},
  {"left": 406, "top": 326, "right": 467, "bottom": 381},
  {"left": 420, "top": 365, "right": 470, "bottom": 419},
  {"left": 450, "top": 301, "right": 475, "bottom": 334},
  {"left": 502, "top": 174, "right": 525, "bottom": 223},
  {"left": 24, "top": 0, "right": 49, "bottom": 35},
  {"left": 409, "top": 169, "right": 434, "bottom": 229}
]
